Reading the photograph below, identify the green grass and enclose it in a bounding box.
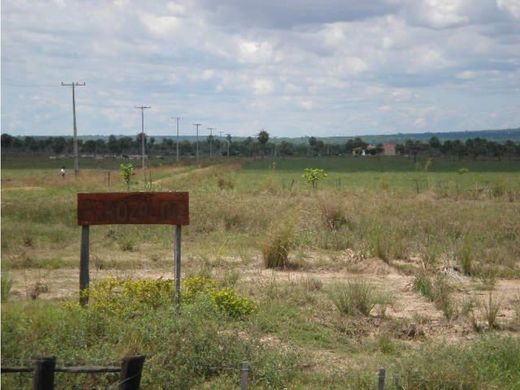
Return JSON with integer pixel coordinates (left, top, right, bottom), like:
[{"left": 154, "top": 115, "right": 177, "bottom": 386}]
[{"left": 2, "top": 155, "right": 520, "bottom": 388}]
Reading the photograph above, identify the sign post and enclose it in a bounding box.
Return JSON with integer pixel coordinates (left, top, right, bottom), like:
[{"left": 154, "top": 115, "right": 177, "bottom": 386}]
[{"left": 77, "top": 192, "right": 189, "bottom": 306}]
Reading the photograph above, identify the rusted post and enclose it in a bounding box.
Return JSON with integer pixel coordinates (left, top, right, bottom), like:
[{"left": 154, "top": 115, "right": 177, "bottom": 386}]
[
  {"left": 174, "top": 225, "right": 182, "bottom": 306},
  {"left": 119, "top": 355, "right": 145, "bottom": 390},
  {"left": 80, "top": 225, "right": 90, "bottom": 306},
  {"left": 378, "top": 367, "right": 386, "bottom": 390},
  {"left": 33, "top": 356, "right": 56, "bottom": 390},
  {"left": 240, "top": 361, "right": 250, "bottom": 390}
]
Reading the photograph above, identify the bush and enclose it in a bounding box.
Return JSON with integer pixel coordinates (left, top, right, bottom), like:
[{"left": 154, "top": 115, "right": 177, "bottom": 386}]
[
  {"left": 302, "top": 168, "right": 327, "bottom": 189},
  {"left": 82, "top": 276, "right": 256, "bottom": 319},
  {"left": 212, "top": 288, "right": 256, "bottom": 318},
  {"left": 262, "top": 224, "right": 294, "bottom": 269}
]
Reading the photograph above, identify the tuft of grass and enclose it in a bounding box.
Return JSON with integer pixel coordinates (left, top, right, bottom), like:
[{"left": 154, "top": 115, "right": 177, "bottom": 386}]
[
  {"left": 118, "top": 237, "right": 136, "bottom": 252},
  {"left": 318, "top": 197, "right": 347, "bottom": 231},
  {"left": 458, "top": 239, "right": 473, "bottom": 276},
  {"left": 1, "top": 268, "right": 13, "bottom": 303},
  {"left": 482, "top": 292, "right": 501, "bottom": 330},
  {"left": 413, "top": 272, "right": 456, "bottom": 320},
  {"left": 262, "top": 223, "right": 294, "bottom": 269},
  {"left": 413, "top": 270, "right": 433, "bottom": 298},
  {"left": 329, "top": 281, "right": 388, "bottom": 317},
  {"left": 217, "top": 176, "right": 234, "bottom": 190}
]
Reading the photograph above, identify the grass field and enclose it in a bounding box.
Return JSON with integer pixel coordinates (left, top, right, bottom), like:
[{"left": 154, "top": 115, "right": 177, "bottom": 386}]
[{"left": 2, "top": 155, "right": 520, "bottom": 388}]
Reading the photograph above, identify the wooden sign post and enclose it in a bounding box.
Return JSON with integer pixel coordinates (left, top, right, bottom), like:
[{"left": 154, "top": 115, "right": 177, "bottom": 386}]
[{"left": 77, "top": 192, "right": 189, "bottom": 306}]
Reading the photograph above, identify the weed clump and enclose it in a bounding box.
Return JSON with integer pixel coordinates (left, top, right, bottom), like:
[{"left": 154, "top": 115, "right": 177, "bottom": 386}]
[
  {"left": 329, "top": 281, "right": 389, "bottom": 316},
  {"left": 458, "top": 239, "right": 473, "bottom": 275},
  {"left": 262, "top": 224, "right": 294, "bottom": 269},
  {"left": 413, "top": 273, "right": 456, "bottom": 320},
  {"left": 318, "top": 197, "right": 347, "bottom": 231}
]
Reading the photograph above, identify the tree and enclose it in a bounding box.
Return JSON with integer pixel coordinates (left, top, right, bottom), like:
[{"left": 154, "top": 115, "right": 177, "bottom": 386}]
[
  {"left": 302, "top": 168, "right": 327, "bottom": 189},
  {"left": 278, "top": 141, "right": 293, "bottom": 158},
  {"left": 257, "top": 130, "right": 269, "bottom": 158},
  {"left": 258, "top": 130, "right": 269, "bottom": 145},
  {"left": 108, "top": 135, "right": 121, "bottom": 154}
]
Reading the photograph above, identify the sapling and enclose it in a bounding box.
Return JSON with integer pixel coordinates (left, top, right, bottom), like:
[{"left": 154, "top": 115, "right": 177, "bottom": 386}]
[
  {"left": 302, "top": 168, "right": 327, "bottom": 189},
  {"left": 120, "top": 162, "right": 134, "bottom": 191}
]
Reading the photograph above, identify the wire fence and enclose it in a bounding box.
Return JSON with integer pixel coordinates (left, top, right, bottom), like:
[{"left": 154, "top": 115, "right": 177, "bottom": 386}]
[
  {"left": 2, "top": 357, "right": 495, "bottom": 389},
  {"left": 1, "top": 355, "right": 144, "bottom": 390}
]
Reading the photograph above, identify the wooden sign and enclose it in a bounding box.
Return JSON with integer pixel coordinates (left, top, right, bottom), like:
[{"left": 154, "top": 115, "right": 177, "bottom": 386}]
[
  {"left": 77, "top": 191, "right": 189, "bottom": 307},
  {"left": 77, "top": 192, "right": 189, "bottom": 226}
]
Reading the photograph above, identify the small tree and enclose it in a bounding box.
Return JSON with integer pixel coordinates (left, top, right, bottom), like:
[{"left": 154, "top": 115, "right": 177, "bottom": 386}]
[
  {"left": 302, "top": 168, "right": 327, "bottom": 189},
  {"left": 120, "top": 162, "right": 134, "bottom": 191},
  {"left": 257, "top": 130, "right": 269, "bottom": 158}
]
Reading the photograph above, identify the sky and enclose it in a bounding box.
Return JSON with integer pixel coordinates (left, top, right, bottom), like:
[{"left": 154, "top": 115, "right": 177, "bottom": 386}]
[{"left": 1, "top": 0, "right": 520, "bottom": 138}]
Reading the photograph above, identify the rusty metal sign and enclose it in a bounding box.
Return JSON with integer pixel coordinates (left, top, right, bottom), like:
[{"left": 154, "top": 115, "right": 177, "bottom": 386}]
[{"left": 77, "top": 192, "right": 189, "bottom": 226}]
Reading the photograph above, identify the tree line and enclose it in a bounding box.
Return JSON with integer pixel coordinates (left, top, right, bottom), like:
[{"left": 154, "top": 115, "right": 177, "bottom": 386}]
[{"left": 2, "top": 132, "right": 520, "bottom": 160}]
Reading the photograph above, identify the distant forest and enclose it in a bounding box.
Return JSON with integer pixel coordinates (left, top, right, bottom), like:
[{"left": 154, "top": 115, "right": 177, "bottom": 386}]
[{"left": 2, "top": 131, "right": 520, "bottom": 160}]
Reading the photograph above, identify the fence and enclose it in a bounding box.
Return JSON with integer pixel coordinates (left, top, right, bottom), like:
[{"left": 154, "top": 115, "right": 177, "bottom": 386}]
[
  {"left": 1, "top": 355, "right": 145, "bottom": 390},
  {"left": 2, "top": 359, "right": 476, "bottom": 389}
]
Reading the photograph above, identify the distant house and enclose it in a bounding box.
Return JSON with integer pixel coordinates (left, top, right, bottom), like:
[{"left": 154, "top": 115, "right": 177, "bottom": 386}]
[
  {"left": 382, "top": 143, "right": 396, "bottom": 156},
  {"left": 352, "top": 144, "right": 376, "bottom": 156}
]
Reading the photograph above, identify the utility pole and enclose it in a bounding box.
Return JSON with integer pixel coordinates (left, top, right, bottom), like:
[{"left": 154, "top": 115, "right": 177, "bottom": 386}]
[
  {"left": 61, "top": 81, "right": 85, "bottom": 177},
  {"left": 172, "top": 116, "right": 181, "bottom": 162},
  {"left": 219, "top": 131, "right": 224, "bottom": 157},
  {"left": 193, "top": 123, "right": 201, "bottom": 162},
  {"left": 135, "top": 105, "right": 151, "bottom": 170},
  {"left": 226, "top": 134, "right": 231, "bottom": 158},
  {"left": 207, "top": 127, "right": 216, "bottom": 159}
]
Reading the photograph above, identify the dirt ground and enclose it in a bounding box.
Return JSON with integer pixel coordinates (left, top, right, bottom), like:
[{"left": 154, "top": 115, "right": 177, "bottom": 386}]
[{"left": 9, "top": 250, "right": 520, "bottom": 342}]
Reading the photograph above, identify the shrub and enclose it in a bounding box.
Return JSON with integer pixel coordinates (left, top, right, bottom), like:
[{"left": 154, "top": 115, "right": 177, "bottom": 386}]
[
  {"left": 119, "top": 162, "right": 134, "bottom": 191},
  {"left": 262, "top": 224, "right": 294, "bottom": 269},
  {"left": 302, "top": 168, "right": 327, "bottom": 189},
  {"left": 84, "top": 276, "right": 256, "bottom": 319},
  {"left": 329, "top": 281, "right": 388, "bottom": 316},
  {"left": 211, "top": 288, "right": 256, "bottom": 318},
  {"left": 84, "top": 277, "right": 173, "bottom": 316}
]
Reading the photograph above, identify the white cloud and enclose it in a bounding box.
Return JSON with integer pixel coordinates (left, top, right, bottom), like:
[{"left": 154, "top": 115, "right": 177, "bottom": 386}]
[
  {"left": 1, "top": 0, "right": 519, "bottom": 136},
  {"left": 497, "top": 0, "right": 520, "bottom": 19},
  {"left": 252, "top": 79, "right": 275, "bottom": 95}
]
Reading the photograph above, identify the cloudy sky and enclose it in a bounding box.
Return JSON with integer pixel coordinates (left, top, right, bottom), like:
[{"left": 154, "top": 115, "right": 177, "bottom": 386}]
[{"left": 2, "top": 0, "right": 519, "bottom": 137}]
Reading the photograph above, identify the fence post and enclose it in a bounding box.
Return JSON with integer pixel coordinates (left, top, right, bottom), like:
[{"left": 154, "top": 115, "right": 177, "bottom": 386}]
[
  {"left": 33, "top": 356, "right": 56, "bottom": 390},
  {"left": 174, "top": 225, "right": 182, "bottom": 306},
  {"left": 79, "top": 225, "right": 90, "bottom": 306},
  {"left": 240, "top": 361, "right": 250, "bottom": 390},
  {"left": 119, "top": 355, "right": 145, "bottom": 390},
  {"left": 378, "top": 367, "right": 386, "bottom": 390}
]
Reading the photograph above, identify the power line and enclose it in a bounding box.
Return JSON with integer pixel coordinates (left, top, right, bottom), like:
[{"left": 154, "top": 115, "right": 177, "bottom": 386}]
[
  {"left": 135, "top": 105, "right": 151, "bottom": 170},
  {"left": 61, "top": 81, "right": 86, "bottom": 177}
]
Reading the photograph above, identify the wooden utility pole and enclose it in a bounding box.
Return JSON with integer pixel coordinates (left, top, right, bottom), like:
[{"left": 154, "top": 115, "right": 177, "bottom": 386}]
[
  {"left": 61, "top": 82, "right": 85, "bottom": 177},
  {"left": 193, "top": 123, "right": 201, "bottom": 162},
  {"left": 172, "top": 116, "right": 181, "bottom": 162},
  {"left": 135, "top": 106, "right": 151, "bottom": 170}
]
